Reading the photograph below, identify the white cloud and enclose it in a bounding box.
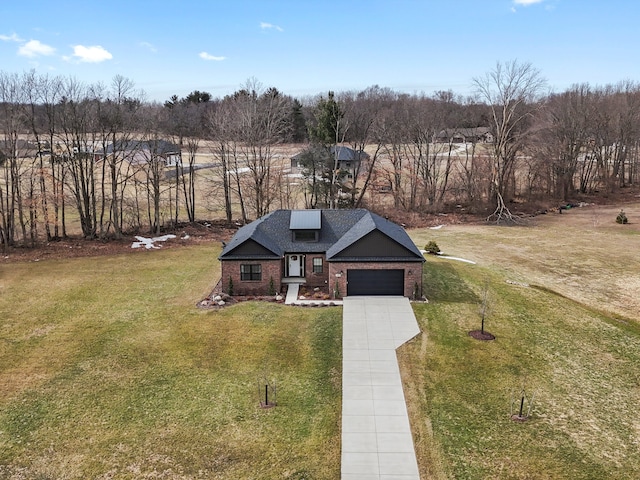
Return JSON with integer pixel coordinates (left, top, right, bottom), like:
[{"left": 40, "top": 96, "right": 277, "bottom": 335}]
[
  {"left": 71, "top": 45, "right": 112, "bottom": 63},
  {"left": 140, "top": 41, "right": 157, "bottom": 53},
  {"left": 513, "top": 0, "right": 544, "bottom": 5},
  {"left": 18, "top": 40, "right": 56, "bottom": 58},
  {"left": 18, "top": 39, "right": 56, "bottom": 57},
  {"left": 260, "top": 22, "right": 283, "bottom": 32},
  {"left": 0, "top": 33, "right": 23, "bottom": 42},
  {"left": 199, "top": 51, "right": 225, "bottom": 61}
]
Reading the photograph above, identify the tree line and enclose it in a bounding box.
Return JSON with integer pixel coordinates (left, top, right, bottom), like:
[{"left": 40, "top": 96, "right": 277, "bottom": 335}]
[{"left": 2, "top": 61, "right": 640, "bottom": 248}]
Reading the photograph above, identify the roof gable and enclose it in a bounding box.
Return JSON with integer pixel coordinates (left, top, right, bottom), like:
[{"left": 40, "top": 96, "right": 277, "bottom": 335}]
[
  {"left": 223, "top": 238, "right": 279, "bottom": 258},
  {"left": 218, "top": 211, "right": 283, "bottom": 259},
  {"left": 328, "top": 229, "right": 420, "bottom": 260},
  {"left": 219, "top": 209, "right": 423, "bottom": 262},
  {"left": 325, "top": 213, "right": 375, "bottom": 258},
  {"left": 326, "top": 211, "right": 424, "bottom": 261}
]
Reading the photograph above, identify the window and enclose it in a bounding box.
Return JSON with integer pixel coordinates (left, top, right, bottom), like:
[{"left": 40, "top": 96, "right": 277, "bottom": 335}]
[
  {"left": 293, "top": 230, "right": 318, "bottom": 242},
  {"left": 240, "top": 264, "right": 262, "bottom": 281},
  {"left": 313, "top": 257, "right": 323, "bottom": 274}
]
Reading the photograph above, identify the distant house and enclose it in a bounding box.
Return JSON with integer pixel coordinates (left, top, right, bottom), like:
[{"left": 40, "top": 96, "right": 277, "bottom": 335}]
[
  {"left": 434, "top": 127, "right": 494, "bottom": 144},
  {"left": 290, "top": 145, "right": 369, "bottom": 182},
  {"left": 219, "top": 209, "right": 425, "bottom": 298},
  {"left": 103, "top": 140, "right": 182, "bottom": 167},
  {"left": 0, "top": 139, "right": 39, "bottom": 158}
]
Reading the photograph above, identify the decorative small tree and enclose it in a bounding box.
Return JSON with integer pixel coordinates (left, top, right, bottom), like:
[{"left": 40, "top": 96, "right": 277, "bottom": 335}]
[
  {"left": 413, "top": 282, "right": 421, "bottom": 300},
  {"left": 227, "top": 277, "right": 234, "bottom": 296},
  {"left": 333, "top": 281, "right": 341, "bottom": 299},
  {"left": 425, "top": 240, "right": 440, "bottom": 255},
  {"left": 268, "top": 276, "right": 276, "bottom": 296},
  {"left": 480, "top": 283, "right": 488, "bottom": 334},
  {"left": 616, "top": 209, "right": 628, "bottom": 224},
  {"left": 510, "top": 378, "right": 536, "bottom": 422},
  {"left": 469, "top": 280, "right": 495, "bottom": 340},
  {"left": 258, "top": 375, "right": 277, "bottom": 409}
]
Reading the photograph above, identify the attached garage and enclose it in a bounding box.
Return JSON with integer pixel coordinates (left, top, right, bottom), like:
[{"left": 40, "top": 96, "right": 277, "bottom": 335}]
[{"left": 347, "top": 269, "right": 405, "bottom": 296}]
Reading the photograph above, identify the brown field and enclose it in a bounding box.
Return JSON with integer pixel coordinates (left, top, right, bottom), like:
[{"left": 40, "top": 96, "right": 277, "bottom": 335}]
[{"left": 410, "top": 201, "right": 640, "bottom": 321}]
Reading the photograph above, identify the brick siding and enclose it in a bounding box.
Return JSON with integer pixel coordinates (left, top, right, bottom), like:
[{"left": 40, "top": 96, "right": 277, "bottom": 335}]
[
  {"left": 303, "top": 254, "right": 330, "bottom": 289},
  {"left": 328, "top": 261, "right": 423, "bottom": 299},
  {"left": 221, "top": 257, "right": 421, "bottom": 298},
  {"left": 221, "top": 259, "right": 283, "bottom": 296}
]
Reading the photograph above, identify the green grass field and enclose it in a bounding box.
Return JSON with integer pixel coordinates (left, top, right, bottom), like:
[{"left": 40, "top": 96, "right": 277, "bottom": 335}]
[
  {"left": 0, "top": 246, "right": 342, "bottom": 479},
  {"left": 1, "top": 203, "right": 639, "bottom": 479},
  {"left": 402, "top": 203, "right": 640, "bottom": 479}
]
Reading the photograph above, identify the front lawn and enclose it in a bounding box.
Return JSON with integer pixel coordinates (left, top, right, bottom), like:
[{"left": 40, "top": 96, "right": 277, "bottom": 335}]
[
  {"left": 403, "top": 206, "right": 640, "bottom": 479},
  {"left": 0, "top": 246, "right": 342, "bottom": 479}
]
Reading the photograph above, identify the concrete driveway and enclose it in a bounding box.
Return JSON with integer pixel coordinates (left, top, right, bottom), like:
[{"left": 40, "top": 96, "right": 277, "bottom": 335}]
[{"left": 341, "top": 296, "right": 421, "bottom": 480}]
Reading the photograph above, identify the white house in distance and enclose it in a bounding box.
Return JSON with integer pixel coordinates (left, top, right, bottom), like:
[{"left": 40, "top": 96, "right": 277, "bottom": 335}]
[
  {"left": 434, "top": 127, "right": 494, "bottom": 144},
  {"left": 103, "top": 140, "right": 182, "bottom": 167}
]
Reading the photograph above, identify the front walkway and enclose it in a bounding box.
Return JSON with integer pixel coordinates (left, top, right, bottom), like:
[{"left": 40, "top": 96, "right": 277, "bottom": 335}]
[{"left": 341, "top": 297, "right": 421, "bottom": 480}]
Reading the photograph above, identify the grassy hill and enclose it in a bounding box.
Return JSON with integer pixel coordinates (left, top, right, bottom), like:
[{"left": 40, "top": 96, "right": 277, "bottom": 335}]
[
  {"left": 0, "top": 246, "right": 342, "bottom": 479},
  {"left": 1, "top": 203, "right": 639, "bottom": 478},
  {"left": 403, "top": 203, "right": 640, "bottom": 479}
]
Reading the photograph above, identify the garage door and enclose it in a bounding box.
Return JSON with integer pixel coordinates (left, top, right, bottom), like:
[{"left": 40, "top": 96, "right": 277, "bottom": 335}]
[{"left": 347, "top": 269, "right": 404, "bottom": 296}]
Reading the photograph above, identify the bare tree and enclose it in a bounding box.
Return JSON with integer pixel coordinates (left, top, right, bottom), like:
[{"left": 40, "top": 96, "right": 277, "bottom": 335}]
[
  {"left": 534, "top": 84, "right": 592, "bottom": 201},
  {"left": 593, "top": 82, "right": 640, "bottom": 191},
  {"left": 379, "top": 94, "right": 453, "bottom": 212},
  {"left": 232, "top": 80, "right": 291, "bottom": 218},
  {"left": 473, "top": 60, "right": 546, "bottom": 223},
  {"left": 339, "top": 86, "right": 394, "bottom": 207},
  {"left": 23, "top": 71, "right": 54, "bottom": 242},
  {"left": 1, "top": 74, "right": 34, "bottom": 246},
  {"left": 138, "top": 109, "right": 172, "bottom": 235},
  {"left": 205, "top": 99, "right": 240, "bottom": 222},
  {"left": 97, "top": 75, "right": 140, "bottom": 238},
  {"left": 164, "top": 92, "right": 209, "bottom": 223},
  {"left": 56, "top": 78, "right": 103, "bottom": 238}
]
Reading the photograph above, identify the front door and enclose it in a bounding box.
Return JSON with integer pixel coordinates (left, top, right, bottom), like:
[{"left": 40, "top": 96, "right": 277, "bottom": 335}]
[{"left": 288, "top": 255, "right": 302, "bottom": 277}]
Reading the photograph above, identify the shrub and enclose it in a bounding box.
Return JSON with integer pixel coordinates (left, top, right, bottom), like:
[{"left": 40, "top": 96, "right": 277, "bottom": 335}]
[
  {"left": 425, "top": 240, "right": 440, "bottom": 255},
  {"left": 616, "top": 210, "right": 628, "bottom": 224},
  {"left": 227, "top": 277, "right": 234, "bottom": 296},
  {"left": 413, "top": 282, "right": 421, "bottom": 300},
  {"left": 268, "top": 277, "right": 276, "bottom": 296}
]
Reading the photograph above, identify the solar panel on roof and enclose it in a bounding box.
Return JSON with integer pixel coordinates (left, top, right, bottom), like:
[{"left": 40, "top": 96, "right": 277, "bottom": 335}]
[{"left": 289, "top": 210, "right": 321, "bottom": 230}]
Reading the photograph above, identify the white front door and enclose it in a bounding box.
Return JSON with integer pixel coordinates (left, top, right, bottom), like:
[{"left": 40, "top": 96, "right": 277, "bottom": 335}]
[{"left": 288, "top": 255, "right": 301, "bottom": 277}]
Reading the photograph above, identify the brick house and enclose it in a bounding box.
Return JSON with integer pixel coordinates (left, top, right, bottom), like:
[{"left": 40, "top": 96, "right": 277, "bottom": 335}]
[{"left": 219, "top": 209, "right": 425, "bottom": 298}]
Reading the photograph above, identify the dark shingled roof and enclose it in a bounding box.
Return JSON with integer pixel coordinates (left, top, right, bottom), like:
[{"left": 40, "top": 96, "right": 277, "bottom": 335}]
[
  {"left": 103, "top": 140, "right": 181, "bottom": 155},
  {"left": 219, "top": 209, "right": 424, "bottom": 262},
  {"left": 291, "top": 145, "right": 370, "bottom": 162}
]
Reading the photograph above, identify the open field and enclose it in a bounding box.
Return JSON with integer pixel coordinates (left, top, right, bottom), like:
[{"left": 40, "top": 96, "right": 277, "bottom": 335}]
[
  {"left": 1, "top": 202, "right": 639, "bottom": 478},
  {"left": 403, "top": 202, "right": 640, "bottom": 479},
  {"left": 411, "top": 202, "right": 640, "bottom": 321},
  {"left": 0, "top": 246, "right": 342, "bottom": 479}
]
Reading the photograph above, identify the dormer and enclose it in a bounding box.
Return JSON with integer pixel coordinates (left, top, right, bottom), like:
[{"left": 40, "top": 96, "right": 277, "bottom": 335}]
[{"left": 290, "top": 210, "right": 321, "bottom": 242}]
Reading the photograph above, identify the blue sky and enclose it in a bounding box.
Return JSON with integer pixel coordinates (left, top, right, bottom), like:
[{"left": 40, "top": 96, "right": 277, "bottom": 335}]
[{"left": 1, "top": 0, "right": 638, "bottom": 102}]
